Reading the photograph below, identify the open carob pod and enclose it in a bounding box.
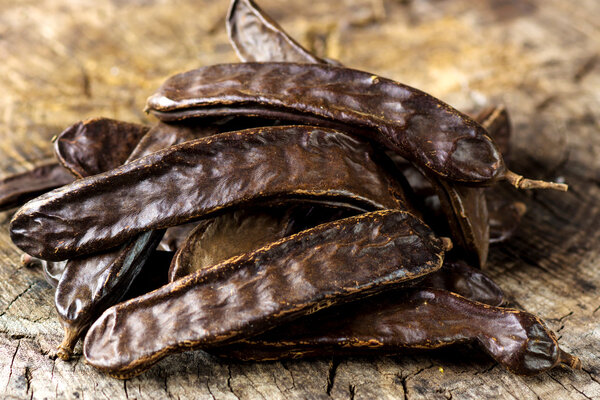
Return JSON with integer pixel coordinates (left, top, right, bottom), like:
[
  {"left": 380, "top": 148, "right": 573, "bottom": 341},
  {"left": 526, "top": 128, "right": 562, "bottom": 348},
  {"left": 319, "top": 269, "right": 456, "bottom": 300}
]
[
  {"left": 168, "top": 205, "right": 504, "bottom": 307},
  {"left": 210, "top": 288, "right": 579, "bottom": 376},
  {"left": 83, "top": 210, "right": 450, "bottom": 378},
  {"left": 10, "top": 126, "right": 410, "bottom": 261}
]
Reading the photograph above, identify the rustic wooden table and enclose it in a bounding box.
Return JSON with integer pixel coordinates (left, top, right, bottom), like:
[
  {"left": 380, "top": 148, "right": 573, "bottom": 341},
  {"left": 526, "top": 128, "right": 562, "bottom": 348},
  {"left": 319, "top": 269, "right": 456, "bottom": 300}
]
[{"left": 0, "top": 0, "right": 599, "bottom": 398}]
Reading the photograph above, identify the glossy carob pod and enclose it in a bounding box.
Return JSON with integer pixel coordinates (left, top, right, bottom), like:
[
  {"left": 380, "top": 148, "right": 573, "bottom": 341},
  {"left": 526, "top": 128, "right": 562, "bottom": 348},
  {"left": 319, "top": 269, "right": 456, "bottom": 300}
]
[
  {"left": 211, "top": 288, "right": 579, "bottom": 376},
  {"left": 0, "top": 162, "right": 74, "bottom": 211},
  {"left": 168, "top": 207, "right": 503, "bottom": 307},
  {"left": 56, "top": 231, "right": 164, "bottom": 359},
  {"left": 227, "top": 0, "right": 331, "bottom": 64},
  {"left": 417, "top": 259, "right": 504, "bottom": 306},
  {"left": 10, "top": 126, "right": 409, "bottom": 261},
  {"left": 145, "top": 62, "right": 566, "bottom": 191},
  {"left": 83, "top": 210, "right": 449, "bottom": 378},
  {"left": 52, "top": 120, "right": 222, "bottom": 359},
  {"left": 168, "top": 205, "right": 358, "bottom": 281},
  {"left": 53, "top": 118, "right": 150, "bottom": 179}
]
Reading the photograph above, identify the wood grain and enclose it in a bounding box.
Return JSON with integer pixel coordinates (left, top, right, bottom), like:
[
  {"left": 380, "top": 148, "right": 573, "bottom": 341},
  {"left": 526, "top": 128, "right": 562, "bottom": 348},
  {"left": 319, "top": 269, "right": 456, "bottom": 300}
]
[{"left": 0, "top": 0, "right": 599, "bottom": 398}]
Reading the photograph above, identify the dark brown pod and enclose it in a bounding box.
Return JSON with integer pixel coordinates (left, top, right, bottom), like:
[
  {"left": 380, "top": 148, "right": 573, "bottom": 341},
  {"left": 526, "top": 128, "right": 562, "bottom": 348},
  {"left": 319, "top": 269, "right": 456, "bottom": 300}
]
[
  {"left": 417, "top": 259, "right": 504, "bottom": 306},
  {"left": 83, "top": 210, "right": 449, "bottom": 378},
  {"left": 54, "top": 118, "right": 150, "bottom": 179},
  {"left": 168, "top": 205, "right": 356, "bottom": 281},
  {"left": 475, "top": 105, "right": 511, "bottom": 158},
  {"left": 0, "top": 163, "right": 74, "bottom": 211},
  {"left": 11, "top": 126, "right": 408, "bottom": 260},
  {"left": 488, "top": 196, "right": 527, "bottom": 244},
  {"left": 146, "top": 62, "right": 505, "bottom": 184},
  {"left": 414, "top": 105, "right": 513, "bottom": 267},
  {"left": 55, "top": 231, "right": 164, "bottom": 360},
  {"left": 227, "top": 0, "right": 329, "bottom": 64},
  {"left": 146, "top": 63, "right": 567, "bottom": 191},
  {"left": 52, "top": 121, "right": 212, "bottom": 359},
  {"left": 212, "top": 288, "right": 579, "bottom": 376}
]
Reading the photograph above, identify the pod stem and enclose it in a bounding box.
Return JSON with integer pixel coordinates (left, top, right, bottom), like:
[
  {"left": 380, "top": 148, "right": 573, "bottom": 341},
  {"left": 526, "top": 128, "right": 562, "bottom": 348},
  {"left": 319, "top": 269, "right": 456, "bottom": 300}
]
[
  {"left": 504, "top": 171, "right": 568, "bottom": 192},
  {"left": 558, "top": 348, "right": 581, "bottom": 370},
  {"left": 56, "top": 326, "right": 80, "bottom": 361}
]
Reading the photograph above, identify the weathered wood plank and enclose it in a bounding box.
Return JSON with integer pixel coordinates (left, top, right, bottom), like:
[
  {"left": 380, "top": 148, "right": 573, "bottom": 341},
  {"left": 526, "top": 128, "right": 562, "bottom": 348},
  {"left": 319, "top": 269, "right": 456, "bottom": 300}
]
[{"left": 0, "top": 0, "right": 599, "bottom": 398}]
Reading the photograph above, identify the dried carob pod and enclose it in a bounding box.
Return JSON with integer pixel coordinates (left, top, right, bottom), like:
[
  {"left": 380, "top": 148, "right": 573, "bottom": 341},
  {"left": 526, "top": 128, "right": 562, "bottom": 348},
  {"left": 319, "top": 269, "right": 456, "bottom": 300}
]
[
  {"left": 227, "top": 0, "right": 332, "bottom": 64},
  {"left": 211, "top": 288, "right": 579, "bottom": 376},
  {"left": 145, "top": 62, "right": 567, "bottom": 191},
  {"left": 55, "top": 231, "right": 164, "bottom": 359},
  {"left": 83, "top": 210, "right": 450, "bottom": 378},
  {"left": 11, "top": 126, "right": 409, "bottom": 260},
  {"left": 168, "top": 207, "right": 503, "bottom": 306},
  {"left": 54, "top": 118, "right": 150, "bottom": 178},
  {"left": 0, "top": 162, "right": 74, "bottom": 211}
]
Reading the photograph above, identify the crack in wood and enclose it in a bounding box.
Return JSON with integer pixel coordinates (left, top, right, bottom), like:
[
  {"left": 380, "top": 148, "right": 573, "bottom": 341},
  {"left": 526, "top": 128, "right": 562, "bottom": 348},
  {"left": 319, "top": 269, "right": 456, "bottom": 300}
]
[
  {"left": 0, "top": 281, "right": 35, "bottom": 318},
  {"left": 326, "top": 357, "right": 340, "bottom": 396},
  {"left": 227, "top": 365, "right": 241, "bottom": 400},
  {"left": 4, "top": 339, "right": 20, "bottom": 393}
]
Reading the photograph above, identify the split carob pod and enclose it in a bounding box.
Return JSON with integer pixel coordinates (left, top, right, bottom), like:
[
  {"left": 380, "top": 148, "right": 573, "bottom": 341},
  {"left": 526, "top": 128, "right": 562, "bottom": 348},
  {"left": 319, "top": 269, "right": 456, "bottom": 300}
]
[
  {"left": 53, "top": 121, "right": 218, "bottom": 360},
  {"left": 210, "top": 288, "right": 580, "bottom": 376},
  {"left": 0, "top": 162, "right": 74, "bottom": 211},
  {"left": 145, "top": 62, "right": 567, "bottom": 191},
  {"left": 53, "top": 118, "right": 151, "bottom": 179},
  {"left": 10, "top": 125, "right": 409, "bottom": 261},
  {"left": 168, "top": 206, "right": 504, "bottom": 307},
  {"left": 168, "top": 205, "right": 357, "bottom": 281},
  {"left": 83, "top": 210, "right": 450, "bottom": 378}
]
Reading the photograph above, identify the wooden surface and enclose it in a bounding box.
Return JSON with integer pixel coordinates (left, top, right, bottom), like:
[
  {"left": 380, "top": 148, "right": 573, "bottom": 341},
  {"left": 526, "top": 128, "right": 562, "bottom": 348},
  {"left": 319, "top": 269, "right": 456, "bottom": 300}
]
[{"left": 1, "top": 0, "right": 599, "bottom": 398}]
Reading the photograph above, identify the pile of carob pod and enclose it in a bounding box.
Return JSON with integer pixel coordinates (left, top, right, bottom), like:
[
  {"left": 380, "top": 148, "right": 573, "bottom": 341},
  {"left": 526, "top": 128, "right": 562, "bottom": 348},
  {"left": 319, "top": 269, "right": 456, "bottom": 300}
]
[{"left": 1, "top": 0, "right": 582, "bottom": 379}]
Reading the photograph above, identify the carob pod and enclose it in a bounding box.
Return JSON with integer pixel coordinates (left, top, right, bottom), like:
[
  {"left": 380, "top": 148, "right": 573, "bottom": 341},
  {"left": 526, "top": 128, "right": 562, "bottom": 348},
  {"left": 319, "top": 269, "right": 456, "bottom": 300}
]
[
  {"left": 54, "top": 118, "right": 150, "bottom": 178},
  {"left": 55, "top": 231, "right": 164, "bottom": 359},
  {"left": 83, "top": 210, "right": 450, "bottom": 378},
  {"left": 0, "top": 163, "right": 74, "bottom": 211},
  {"left": 210, "top": 288, "right": 579, "bottom": 376},
  {"left": 227, "top": 0, "right": 332, "bottom": 64},
  {"left": 168, "top": 205, "right": 357, "bottom": 282},
  {"left": 168, "top": 207, "right": 503, "bottom": 306},
  {"left": 145, "top": 62, "right": 566, "bottom": 191},
  {"left": 475, "top": 106, "right": 528, "bottom": 244},
  {"left": 417, "top": 259, "right": 504, "bottom": 306},
  {"left": 10, "top": 126, "right": 409, "bottom": 260},
  {"left": 53, "top": 121, "right": 219, "bottom": 359}
]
